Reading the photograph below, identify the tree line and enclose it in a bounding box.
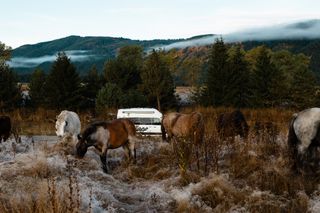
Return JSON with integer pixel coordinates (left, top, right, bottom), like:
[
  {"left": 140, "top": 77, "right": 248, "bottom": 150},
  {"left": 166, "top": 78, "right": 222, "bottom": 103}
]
[
  {"left": 199, "top": 38, "right": 319, "bottom": 109},
  {"left": 1, "top": 38, "right": 319, "bottom": 113},
  {"left": 0, "top": 43, "right": 176, "bottom": 112}
]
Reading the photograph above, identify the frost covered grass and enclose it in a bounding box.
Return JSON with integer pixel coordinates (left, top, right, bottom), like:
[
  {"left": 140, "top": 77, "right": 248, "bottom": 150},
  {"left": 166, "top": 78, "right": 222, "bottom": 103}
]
[{"left": 1, "top": 107, "right": 320, "bottom": 212}]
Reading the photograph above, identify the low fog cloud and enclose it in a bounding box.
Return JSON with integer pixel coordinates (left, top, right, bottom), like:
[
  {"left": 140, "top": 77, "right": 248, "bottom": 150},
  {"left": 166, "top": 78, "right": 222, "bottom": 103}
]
[
  {"left": 156, "top": 19, "right": 320, "bottom": 50},
  {"left": 9, "top": 50, "right": 95, "bottom": 68}
]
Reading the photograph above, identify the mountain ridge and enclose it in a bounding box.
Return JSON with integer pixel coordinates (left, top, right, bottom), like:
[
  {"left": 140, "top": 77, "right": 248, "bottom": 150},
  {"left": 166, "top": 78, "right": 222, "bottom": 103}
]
[{"left": 9, "top": 19, "right": 320, "bottom": 75}]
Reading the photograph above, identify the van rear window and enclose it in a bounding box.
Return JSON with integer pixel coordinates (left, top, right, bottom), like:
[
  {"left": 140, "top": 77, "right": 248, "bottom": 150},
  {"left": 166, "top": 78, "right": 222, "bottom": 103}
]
[{"left": 128, "top": 117, "right": 161, "bottom": 125}]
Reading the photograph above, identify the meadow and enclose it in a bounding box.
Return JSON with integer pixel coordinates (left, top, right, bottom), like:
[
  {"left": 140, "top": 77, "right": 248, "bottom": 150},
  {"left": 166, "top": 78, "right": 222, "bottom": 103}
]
[{"left": 1, "top": 107, "right": 320, "bottom": 212}]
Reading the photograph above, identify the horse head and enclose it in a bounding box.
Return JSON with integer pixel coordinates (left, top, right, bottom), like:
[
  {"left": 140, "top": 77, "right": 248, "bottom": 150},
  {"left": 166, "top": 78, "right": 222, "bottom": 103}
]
[{"left": 76, "top": 134, "right": 88, "bottom": 158}]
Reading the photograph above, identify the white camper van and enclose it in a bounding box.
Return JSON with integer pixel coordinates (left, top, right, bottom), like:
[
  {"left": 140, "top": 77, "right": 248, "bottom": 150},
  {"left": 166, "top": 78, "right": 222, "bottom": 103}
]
[{"left": 116, "top": 108, "right": 162, "bottom": 135}]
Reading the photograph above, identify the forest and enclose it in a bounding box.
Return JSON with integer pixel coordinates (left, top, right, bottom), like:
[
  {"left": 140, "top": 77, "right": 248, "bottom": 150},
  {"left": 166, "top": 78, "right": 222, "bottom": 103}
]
[{"left": 1, "top": 38, "right": 319, "bottom": 113}]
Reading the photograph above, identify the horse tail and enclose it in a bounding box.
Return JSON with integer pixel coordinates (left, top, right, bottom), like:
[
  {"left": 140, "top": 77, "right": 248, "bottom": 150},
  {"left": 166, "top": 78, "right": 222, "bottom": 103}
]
[
  {"left": 161, "top": 118, "right": 167, "bottom": 141},
  {"left": 288, "top": 113, "right": 299, "bottom": 169}
]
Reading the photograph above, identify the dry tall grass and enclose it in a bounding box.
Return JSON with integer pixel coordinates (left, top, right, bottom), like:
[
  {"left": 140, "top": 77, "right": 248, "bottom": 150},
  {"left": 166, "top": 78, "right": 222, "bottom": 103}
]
[{"left": 1, "top": 107, "right": 320, "bottom": 212}]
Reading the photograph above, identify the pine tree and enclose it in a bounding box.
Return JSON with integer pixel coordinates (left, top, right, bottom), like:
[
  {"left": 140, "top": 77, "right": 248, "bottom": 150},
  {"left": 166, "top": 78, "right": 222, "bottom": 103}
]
[
  {"left": 80, "top": 65, "right": 103, "bottom": 109},
  {"left": 95, "top": 83, "right": 124, "bottom": 113},
  {"left": 45, "top": 52, "right": 81, "bottom": 110},
  {"left": 225, "top": 45, "right": 251, "bottom": 108},
  {"left": 205, "top": 38, "right": 229, "bottom": 106},
  {"left": 29, "top": 68, "right": 46, "bottom": 108},
  {"left": 0, "top": 67, "right": 20, "bottom": 110},
  {"left": 251, "top": 46, "right": 280, "bottom": 107},
  {"left": 104, "top": 45, "right": 143, "bottom": 91},
  {"left": 141, "top": 50, "right": 175, "bottom": 111},
  {"left": 0, "top": 42, "right": 19, "bottom": 110},
  {"left": 290, "top": 68, "right": 317, "bottom": 109}
]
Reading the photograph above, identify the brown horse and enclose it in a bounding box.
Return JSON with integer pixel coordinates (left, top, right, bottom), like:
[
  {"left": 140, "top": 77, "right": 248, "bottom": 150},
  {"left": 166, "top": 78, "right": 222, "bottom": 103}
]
[
  {"left": 216, "top": 110, "right": 249, "bottom": 140},
  {"left": 161, "top": 112, "right": 204, "bottom": 144},
  {"left": 76, "top": 118, "right": 137, "bottom": 173},
  {"left": 161, "top": 112, "right": 205, "bottom": 170}
]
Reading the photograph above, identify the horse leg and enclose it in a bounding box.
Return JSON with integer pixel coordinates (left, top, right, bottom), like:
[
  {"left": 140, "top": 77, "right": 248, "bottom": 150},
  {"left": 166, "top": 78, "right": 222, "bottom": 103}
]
[
  {"left": 100, "top": 149, "right": 108, "bottom": 173},
  {"left": 123, "top": 143, "right": 131, "bottom": 161},
  {"left": 128, "top": 139, "right": 136, "bottom": 163},
  {"left": 3, "top": 133, "right": 10, "bottom": 142}
]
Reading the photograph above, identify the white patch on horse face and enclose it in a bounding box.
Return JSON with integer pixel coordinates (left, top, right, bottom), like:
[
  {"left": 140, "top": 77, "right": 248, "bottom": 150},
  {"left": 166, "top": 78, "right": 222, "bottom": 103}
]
[{"left": 55, "top": 120, "right": 66, "bottom": 137}]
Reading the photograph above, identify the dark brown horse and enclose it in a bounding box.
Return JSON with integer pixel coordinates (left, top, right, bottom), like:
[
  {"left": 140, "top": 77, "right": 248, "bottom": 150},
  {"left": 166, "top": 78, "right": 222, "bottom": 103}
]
[
  {"left": 76, "top": 118, "right": 137, "bottom": 173},
  {"left": 0, "top": 115, "right": 11, "bottom": 143},
  {"left": 161, "top": 112, "right": 204, "bottom": 145},
  {"left": 216, "top": 110, "right": 249, "bottom": 140}
]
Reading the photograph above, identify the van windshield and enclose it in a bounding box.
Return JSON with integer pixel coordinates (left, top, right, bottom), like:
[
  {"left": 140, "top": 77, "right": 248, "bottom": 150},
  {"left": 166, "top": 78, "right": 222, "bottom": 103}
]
[{"left": 128, "top": 117, "right": 161, "bottom": 125}]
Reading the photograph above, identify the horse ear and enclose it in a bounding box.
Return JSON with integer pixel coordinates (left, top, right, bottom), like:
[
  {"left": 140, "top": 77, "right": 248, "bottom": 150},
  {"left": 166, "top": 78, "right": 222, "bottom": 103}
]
[{"left": 77, "top": 134, "right": 82, "bottom": 140}]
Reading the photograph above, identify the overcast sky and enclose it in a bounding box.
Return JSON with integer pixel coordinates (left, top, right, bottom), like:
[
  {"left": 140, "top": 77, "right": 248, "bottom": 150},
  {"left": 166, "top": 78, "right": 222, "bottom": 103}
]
[{"left": 1, "top": 0, "right": 320, "bottom": 48}]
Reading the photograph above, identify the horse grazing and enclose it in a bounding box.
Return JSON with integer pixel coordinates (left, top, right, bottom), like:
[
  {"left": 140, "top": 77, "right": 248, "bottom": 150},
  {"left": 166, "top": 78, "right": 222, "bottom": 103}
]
[
  {"left": 288, "top": 108, "right": 320, "bottom": 171},
  {"left": 55, "top": 110, "right": 81, "bottom": 142},
  {"left": 161, "top": 112, "right": 204, "bottom": 144},
  {"left": 76, "top": 118, "right": 137, "bottom": 173},
  {"left": 0, "top": 115, "right": 11, "bottom": 142},
  {"left": 216, "top": 110, "right": 249, "bottom": 140},
  {"left": 161, "top": 112, "right": 204, "bottom": 169}
]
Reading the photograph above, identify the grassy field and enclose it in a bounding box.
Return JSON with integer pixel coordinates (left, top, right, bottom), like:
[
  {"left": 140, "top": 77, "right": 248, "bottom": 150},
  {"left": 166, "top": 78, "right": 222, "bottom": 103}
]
[{"left": 1, "top": 107, "right": 320, "bottom": 212}]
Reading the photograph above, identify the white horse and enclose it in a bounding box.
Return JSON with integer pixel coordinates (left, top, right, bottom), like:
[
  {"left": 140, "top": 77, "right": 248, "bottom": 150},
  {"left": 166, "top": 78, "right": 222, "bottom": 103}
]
[
  {"left": 288, "top": 108, "right": 320, "bottom": 170},
  {"left": 55, "top": 110, "right": 81, "bottom": 142}
]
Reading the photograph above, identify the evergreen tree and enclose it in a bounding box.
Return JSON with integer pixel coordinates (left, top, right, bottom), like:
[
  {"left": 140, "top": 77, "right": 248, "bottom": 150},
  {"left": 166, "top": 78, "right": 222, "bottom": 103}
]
[
  {"left": 290, "top": 68, "right": 317, "bottom": 109},
  {"left": 0, "top": 67, "right": 20, "bottom": 110},
  {"left": 95, "top": 83, "right": 124, "bottom": 113},
  {"left": 225, "top": 45, "right": 251, "bottom": 108},
  {"left": 251, "top": 46, "right": 281, "bottom": 107},
  {"left": 80, "top": 65, "right": 103, "bottom": 109},
  {"left": 29, "top": 68, "right": 46, "bottom": 108},
  {"left": 141, "top": 49, "right": 175, "bottom": 111},
  {"left": 104, "top": 45, "right": 143, "bottom": 90},
  {"left": 0, "top": 42, "right": 19, "bottom": 110},
  {"left": 45, "top": 52, "right": 81, "bottom": 110},
  {"left": 205, "top": 38, "right": 229, "bottom": 106}
]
